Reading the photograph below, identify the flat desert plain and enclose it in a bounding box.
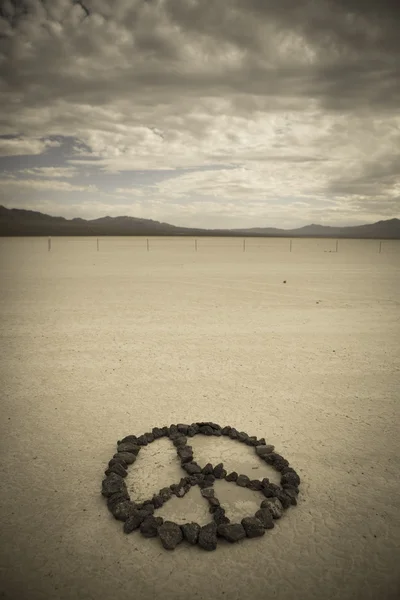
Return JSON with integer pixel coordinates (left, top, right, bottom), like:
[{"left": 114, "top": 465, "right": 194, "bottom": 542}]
[{"left": 0, "top": 236, "right": 399, "bottom": 600}]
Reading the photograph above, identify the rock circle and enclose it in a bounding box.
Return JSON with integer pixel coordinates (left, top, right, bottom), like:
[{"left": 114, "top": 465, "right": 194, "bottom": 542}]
[{"left": 101, "top": 422, "right": 301, "bottom": 551}]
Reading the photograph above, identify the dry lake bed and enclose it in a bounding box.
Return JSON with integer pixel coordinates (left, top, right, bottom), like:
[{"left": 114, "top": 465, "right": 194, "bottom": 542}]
[{"left": 0, "top": 236, "right": 399, "bottom": 600}]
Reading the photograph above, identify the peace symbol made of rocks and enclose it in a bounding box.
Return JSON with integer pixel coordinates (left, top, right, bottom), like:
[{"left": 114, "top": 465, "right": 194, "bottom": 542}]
[{"left": 101, "top": 422, "right": 301, "bottom": 551}]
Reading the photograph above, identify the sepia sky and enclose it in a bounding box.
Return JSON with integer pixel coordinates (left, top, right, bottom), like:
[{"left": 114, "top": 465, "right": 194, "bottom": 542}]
[{"left": 1, "top": 0, "right": 399, "bottom": 229}]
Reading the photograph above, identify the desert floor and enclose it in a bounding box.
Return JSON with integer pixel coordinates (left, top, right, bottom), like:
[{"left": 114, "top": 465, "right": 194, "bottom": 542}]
[{"left": 0, "top": 236, "right": 399, "bottom": 600}]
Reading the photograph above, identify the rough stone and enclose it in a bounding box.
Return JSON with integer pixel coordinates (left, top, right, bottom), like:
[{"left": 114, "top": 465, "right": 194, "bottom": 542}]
[
  {"left": 181, "top": 522, "right": 200, "bottom": 545},
  {"left": 213, "top": 507, "right": 230, "bottom": 525},
  {"left": 203, "top": 474, "right": 216, "bottom": 487},
  {"left": 159, "top": 487, "right": 173, "bottom": 501},
  {"left": 110, "top": 500, "right": 136, "bottom": 521},
  {"left": 142, "top": 502, "right": 155, "bottom": 515},
  {"left": 187, "top": 426, "right": 197, "bottom": 437},
  {"left": 118, "top": 435, "right": 138, "bottom": 445},
  {"left": 201, "top": 487, "right": 215, "bottom": 499},
  {"left": 173, "top": 436, "right": 187, "bottom": 448},
  {"left": 262, "top": 483, "right": 281, "bottom": 498},
  {"left": 277, "top": 491, "right": 292, "bottom": 509},
  {"left": 190, "top": 423, "right": 200, "bottom": 434},
  {"left": 208, "top": 497, "right": 220, "bottom": 509},
  {"left": 225, "top": 471, "right": 238, "bottom": 482},
  {"left": 282, "top": 487, "right": 298, "bottom": 505},
  {"left": 140, "top": 516, "right": 163, "bottom": 537},
  {"left": 255, "top": 509, "right": 275, "bottom": 529},
  {"left": 117, "top": 442, "right": 141, "bottom": 455},
  {"left": 114, "top": 452, "right": 136, "bottom": 465},
  {"left": 237, "top": 431, "right": 249, "bottom": 442},
  {"left": 144, "top": 432, "right": 155, "bottom": 444},
  {"left": 177, "top": 424, "right": 190, "bottom": 435},
  {"left": 202, "top": 463, "right": 214, "bottom": 475},
  {"left": 177, "top": 446, "right": 193, "bottom": 464},
  {"left": 183, "top": 462, "right": 203, "bottom": 475},
  {"left": 236, "top": 474, "right": 250, "bottom": 487},
  {"left": 281, "top": 471, "right": 301, "bottom": 487},
  {"left": 198, "top": 522, "right": 218, "bottom": 551},
  {"left": 256, "top": 438, "right": 266, "bottom": 446},
  {"left": 247, "top": 479, "right": 263, "bottom": 491},
  {"left": 107, "top": 491, "right": 130, "bottom": 510},
  {"left": 213, "top": 463, "right": 227, "bottom": 479},
  {"left": 158, "top": 521, "right": 183, "bottom": 550},
  {"left": 261, "top": 497, "right": 284, "bottom": 519},
  {"left": 199, "top": 425, "right": 214, "bottom": 436},
  {"left": 152, "top": 495, "right": 164, "bottom": 509},
  {"left": 101, "top": 473, "right": 127, "bottom": 497},
  {"left": 152, "top": 427, "right": 165, "bottom": 439},
  {"left": 241, "top": 517, "right": 266, "bottom": 538},
  {"left": 217, "top": 523, "right": 246, "bottom": 543},
  {"left": 105, "top": 463, "right": 127, "bottom": 478},
  {"left": 169, "top": 425, "right": 179, "bottom": 436},
  {"left": 136, "top": 435, "right": 148, "bottom": 446},
  {"left": 245, "top": 436, "right": 258, "bottom": 446},
  {"left": 228, "top": 428, "right": 238, "bottom": 439},
  {"left": 221, "top": 426, "right": 231, "bottom": 435},
  {"left": 108, "top": 457, "right": 128, "bottom": 469},
  {"left": 255, "top": 445, "right": 275, "bottom": 456},
  {"left": 123, "top": 509, "right": 150, "bottom": 533}
]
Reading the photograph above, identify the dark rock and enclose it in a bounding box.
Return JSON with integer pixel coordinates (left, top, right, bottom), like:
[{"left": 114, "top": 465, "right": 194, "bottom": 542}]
[
  {"left": 187, "top": 473, "right": 204, "bottom": 485},
  {"left": 203, "top": 475, "right": 215, "bottom": 487},
  {"left": 255, "top": 445, "right": 275, "bottom": 456},
  {"left": 245, "top": 436, "right": 258, "bottom": 446},
  {"left": 140, "top": 516, "right": 163, "bottom": 537},
  {"left": 281, "top": 487, "right": 298, "bottom": 505},
  {"left": 247, "top": 479, "right": 263, "bottom": 491},
  {"left": 213, "top": 463, "right": 227, "bottom": 479},
  {"left": 159, "top": 487, "right": 173, "bottom": 501},
  {"left": 202, "top": 463, "right": 214, "bottom": 475},
  {"left": 183, "top": 462, "right": 203, "bottom": 475},
  {"left": 237, "top": 431, "right": 249, "bottom": 442},
  {"left": 173, "top": 436, "right": 187, "bottom": 448},
  {"left": 177, "top": 424, "right": 190, "bottom": 435},
  {"left": 199, "top": 425, "right": 214, "bottom": 436},
  {"left": 213, "top": 429, "right": 222, "bottom": 437},
  {"left": 256, "top": 438, "right": 266, "bottom": 446},
  {"left": 262, "top": 452, "right": 284, "bottom": 465},
  {"left": 111, "top": 500, "right": 137, "bottom": 521},
  {"left": 123, "top": 509, "right": 149, "bottom": 533},
  {"left": 181, "top": 522, "right": 200, "bottom": 545},
  {"left": 260, "top": 497, "right": 284, "bottom": 519},
  {"left": 261, "top": 483, "right": 281, "bottom": 498},
  {"left": 190, "top": 423, "right": 200, "bottom": 434},
  {"left": 144, "top": 432, "right": 155, "bottom": 443},
  {"left": 213, "top": 507, "right": 230, "bottom": 525},
  {"left": 281, "top": 471, "right": 301, "bottom": 487},
  {"left": 177, "top": 446, "right": 193, "bottom": 464},
  {"left": 201, "top": 487, "right": 215, "bottom": 499},
  {"left": 187, "top": 426, "right": 197, "bottom": 437},
  {"left": 277, "top": 492, "right": 292, "bottom": 509},
  {"left": 225, "top": 471, "right": 238, "bottom": 482},
  {"left": 274, "top": 460, "right": 289, "bottom": 472},
  {"left": 169, "top": 425, "right": 179, "bottom": 436},
  {"left": 217, "top": 523, "right": 246, "bottom": 543},
  {"left": 114, "top": 452, "right": 137, "bottom": 465},
  {"left": 136, "top": 435, "right": 148, "bottom": 446},
  {"left": 255, "top": 509, "right": 275, "bottom": 529},
  {"left": 228, "top": 428, "right": 238, "bottom": 439},
  {"left": 241, "top": 517, "right": 265, "bottom": 538},
  {"left": 283, "top": 484, "right": 299, "bottom": 496},
  {"left": 208, "top": 497, "right": 220, "bottom": 510},
  {"left": 198, "top": 522, "right": 218, "bottom": 551},
  {"left": 107, "top": 491, "right": 130, "bottom": 510},
  {"left": 175, "top": 487, "right": 187, "bottom": 498},
  {"left": 108, "top": 457, "right": 128, "bottom": 469},
  {"left": 161, "top": 426, "right": 170, "bottom": 436},
  {"left": 158, "top": 521, "right": 183, "bottom": 550},
  {"left": 142, "top": 502, "right": 155, "bottom": 515},
  {"left": 105, "top": 463, "right": 127, "bottom": 478},
  {"left": 221, "top": 426, "right": 231, "bottom": 435},
  {"left": 152, "top": 495, "right": 164, "bottom": 509},
  {"left": 152, "top": 427, "right": 165, "bottom": 439},
  {"left": 117, "top": 442, "right": 141, "bottom": 455},
  {"left": 118, "top": 435, "right": 138, "bottom": 444},
  {"left": 236, "top": 474, "right": 250, "bottom": 487},
  {"left": 101, "top": 473, "right": 127, "bottom": 497}
]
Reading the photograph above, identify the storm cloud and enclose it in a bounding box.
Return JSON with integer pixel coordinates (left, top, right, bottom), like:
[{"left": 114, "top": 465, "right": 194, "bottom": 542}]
[{"left": 0, "top": 0, "right": 399, "bottom": 227}]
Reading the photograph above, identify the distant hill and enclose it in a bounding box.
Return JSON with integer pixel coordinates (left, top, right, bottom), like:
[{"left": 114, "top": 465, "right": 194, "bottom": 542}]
[{"left": 0, "top": 205, "right": 399, "bottom": 238}]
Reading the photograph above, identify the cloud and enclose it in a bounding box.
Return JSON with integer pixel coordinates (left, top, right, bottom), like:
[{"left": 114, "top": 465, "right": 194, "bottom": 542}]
[
  {"left": 0, "top": 0, "right": 399, "bottom": 227},
  {"left": 0, "top": 177, "right": 97, "bottom": 192}
]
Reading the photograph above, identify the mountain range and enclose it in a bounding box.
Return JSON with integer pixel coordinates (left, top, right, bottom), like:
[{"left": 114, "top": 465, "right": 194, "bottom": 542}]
[{"left": 0, "top": 205, "right": 399, "bottom": 238}]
